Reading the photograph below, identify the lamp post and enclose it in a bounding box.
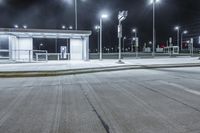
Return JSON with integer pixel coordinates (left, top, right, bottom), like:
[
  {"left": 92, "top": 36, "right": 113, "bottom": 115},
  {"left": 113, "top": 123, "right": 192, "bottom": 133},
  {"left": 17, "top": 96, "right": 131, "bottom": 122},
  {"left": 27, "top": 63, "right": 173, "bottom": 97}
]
[
  {"left": 74, "top": 0, "right": 77, "bottom": 30},
  {"left": 181, "top": 30, "right": 188, "bottom": 51},
  {"left": 149, "top": 0, "right": 160, "bottom": 57},
  {"left": 132, "top": 28, "right": 137, "bottom": 39},
  {"left": 39, "top": 43, "right": 44, "bottom": 50},
  {"left": 132, "top": 28, "right": 138, "bottom": 58},
  {"left": 174, "top": 26, "right": 180, "bottom": 48},
  {"left": 73, "top": 0, "right": 86, "bottom": 30},
  {"left": 95, "top": 25, "right": 100, "bottom": 53},
  {"left": 99, "top": 14, "right": 108, "bottom": 61},
  {"left": 123, "top": 36, "right": 127, "bottom": 52}
]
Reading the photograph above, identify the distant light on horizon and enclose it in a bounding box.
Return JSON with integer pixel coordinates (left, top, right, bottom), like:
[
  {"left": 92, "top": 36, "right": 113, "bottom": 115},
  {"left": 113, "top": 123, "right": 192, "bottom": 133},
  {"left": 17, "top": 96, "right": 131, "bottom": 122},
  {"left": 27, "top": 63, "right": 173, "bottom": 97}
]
[
  {"left": 14, "top": 25, "right": 19, "bottom": 28},
  {"left": 174, "top": 26, "right": 180, "bottom": 30},
  {"left": 62, "top": 25, "right": 66, "bottom": 29},
  {"left": 95, "top": 25, "right": 100, "bottom": 30},
  {"left": 23, "top": 25, "right": 27, "bottom": 29},
  {"left": 132, "top": 28, "right": 137, "bottom": 33},
  {"left": 183, "top": 30, "right": 188, "bottom": 34},
  {"left": 69, "top": 26, "right": 73, "bottom": 30}
]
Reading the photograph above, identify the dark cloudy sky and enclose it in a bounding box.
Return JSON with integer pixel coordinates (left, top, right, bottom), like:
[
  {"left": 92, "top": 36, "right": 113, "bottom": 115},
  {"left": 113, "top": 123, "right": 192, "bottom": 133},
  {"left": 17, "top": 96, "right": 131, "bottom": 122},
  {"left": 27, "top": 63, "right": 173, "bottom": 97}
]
[{"left": 0, "top": 0, "right": 200, "bottom": 49}]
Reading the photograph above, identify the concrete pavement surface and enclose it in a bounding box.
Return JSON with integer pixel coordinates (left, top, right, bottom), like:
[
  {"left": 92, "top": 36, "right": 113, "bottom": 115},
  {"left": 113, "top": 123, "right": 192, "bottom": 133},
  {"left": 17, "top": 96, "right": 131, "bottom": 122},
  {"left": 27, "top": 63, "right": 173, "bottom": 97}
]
[
  {"left": 0, "top": 57, "right": 199, "bottom": 72},
  {"left": 0, "top": 67, "right": 200, "bottom": 132}
]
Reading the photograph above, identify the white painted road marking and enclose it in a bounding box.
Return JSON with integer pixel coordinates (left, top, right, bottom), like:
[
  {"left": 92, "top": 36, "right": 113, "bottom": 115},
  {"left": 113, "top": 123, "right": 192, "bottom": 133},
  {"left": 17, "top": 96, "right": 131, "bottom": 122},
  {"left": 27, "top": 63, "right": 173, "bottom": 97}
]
[{"left": 160, "top": 81, "right": 200, "bottom": 96}]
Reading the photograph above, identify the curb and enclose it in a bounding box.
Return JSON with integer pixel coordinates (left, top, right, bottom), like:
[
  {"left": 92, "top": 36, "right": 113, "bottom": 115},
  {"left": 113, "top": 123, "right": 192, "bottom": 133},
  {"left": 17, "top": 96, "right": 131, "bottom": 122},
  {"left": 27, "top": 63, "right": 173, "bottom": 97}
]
[{"left": 0, "top": 63, "right": 200, "bottom": 78}]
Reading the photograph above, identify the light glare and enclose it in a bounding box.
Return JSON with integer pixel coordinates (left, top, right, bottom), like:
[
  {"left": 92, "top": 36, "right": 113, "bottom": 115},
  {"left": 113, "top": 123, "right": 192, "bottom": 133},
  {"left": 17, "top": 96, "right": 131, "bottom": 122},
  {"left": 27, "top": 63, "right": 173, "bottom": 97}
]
[
  {"left": 101, "top": 14, "right": 108, "bottom": 19},
  {"left": 14, "top": 25, "right": 19, "bottom": 28},
  {"left": 62, "top": 25, "right": 66, "bottom": 29},
  {"left": 174, "top": 26, "right": 180, "bottom": 30},
  {"left": 149, "top": 0, "right": 160, "bottom": 4},
  {"left": 23, "top": 25, "right": 27, "bottom": 29},
  {"left": 95, "top": 25, "right": 100, "bottom": 30},
  {"left": 132, "top": 28, "right": 137, "bottom": 33},
  {"left": 69, "top": 26, "right": 73, "bottom": 30},
  {"left": 183, "top": 30, "right": 188, "bottom": 34}
]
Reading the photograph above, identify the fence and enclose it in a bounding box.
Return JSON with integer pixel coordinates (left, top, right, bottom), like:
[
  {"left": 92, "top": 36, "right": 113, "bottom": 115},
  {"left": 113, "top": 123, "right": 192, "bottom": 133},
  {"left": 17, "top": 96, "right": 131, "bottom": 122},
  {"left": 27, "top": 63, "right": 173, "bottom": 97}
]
[
  {"left": 36, "top": 53, "right": 70, "bottom": 61},
  {"left": 0, "top": 49, "right": 9, "bottom": 59},
  {"left": 89, "top": 51, "right": 200, "bottom": 60}
]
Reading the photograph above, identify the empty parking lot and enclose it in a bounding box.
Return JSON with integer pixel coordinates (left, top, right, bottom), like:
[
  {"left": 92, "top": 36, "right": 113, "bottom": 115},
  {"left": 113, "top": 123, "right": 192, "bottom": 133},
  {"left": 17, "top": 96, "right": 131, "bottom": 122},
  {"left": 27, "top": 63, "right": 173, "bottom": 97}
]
[{"left": 0, "top": 67, "right": 200, "bottom": 133}]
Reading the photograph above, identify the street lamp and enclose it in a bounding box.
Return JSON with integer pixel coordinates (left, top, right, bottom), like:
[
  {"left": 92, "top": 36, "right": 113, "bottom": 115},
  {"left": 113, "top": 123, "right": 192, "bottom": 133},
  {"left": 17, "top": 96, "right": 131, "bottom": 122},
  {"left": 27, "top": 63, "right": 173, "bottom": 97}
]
[
  {"left": 149, "top": 0, "right": 160, "bottom": 57},
  {"left": 99, "top": 13, "right": 108, "bottom": 61},
  {"left": 174, "top": 26, "right": 180, "bottom": 47},
  {"left": 74, "top": 0, "right": 78, "bottom": 30},
  {"left": 63, "top": 0, "right": 85, "bottom": 30},
  {"left": 14, "top": 25, "right": 19, "bottom": 29},
  {"left": 181, "top": 30, "right": 188, "bottom": 51},
  {"left": 69, "top": 25, "right": 73, "bottom": 30},
  {"left": 39, "top": 43, "right": 44, "bottom": 50},
  {"left": 132, "top": 28, "right": 137, "bottom": 49},
  {"left": 62, "top": 25, "right": 66, "bottom": 29},
  {"left": 123, "top": 36, "right": 127, "bottom": 52},
  {"left": 74, "top": 0, "right": 86, "bottom": 30},
  {"left": 95, "top": 25, "right": 100, "bottom": 53},
  {"left": 132, "top": 28, "right": 139, "bottom": 58},
  {"left": 23, "top": 25, "right": 27, "bottom": 29}
]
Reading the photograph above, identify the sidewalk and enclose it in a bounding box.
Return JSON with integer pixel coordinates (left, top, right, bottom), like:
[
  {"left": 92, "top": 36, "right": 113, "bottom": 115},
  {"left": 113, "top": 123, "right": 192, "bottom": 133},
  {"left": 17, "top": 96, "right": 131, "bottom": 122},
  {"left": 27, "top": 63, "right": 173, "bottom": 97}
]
[{"left": 0, "top": 57, "right": 199, "bottom": 77}]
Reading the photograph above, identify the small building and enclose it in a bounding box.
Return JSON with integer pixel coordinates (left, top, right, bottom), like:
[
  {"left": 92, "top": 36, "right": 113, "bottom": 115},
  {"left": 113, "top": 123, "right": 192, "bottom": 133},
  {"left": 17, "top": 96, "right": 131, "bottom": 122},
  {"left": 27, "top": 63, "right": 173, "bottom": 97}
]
[{"left": 0, "top": 28, "right": 92, "bottom": 62}]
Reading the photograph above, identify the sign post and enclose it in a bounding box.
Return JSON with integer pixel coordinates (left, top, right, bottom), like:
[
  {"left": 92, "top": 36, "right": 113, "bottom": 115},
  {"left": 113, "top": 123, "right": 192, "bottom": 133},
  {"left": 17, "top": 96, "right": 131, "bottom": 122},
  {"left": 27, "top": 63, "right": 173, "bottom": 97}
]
[{"left": 117, "top": 11, "right": 128, "bottom": 64}]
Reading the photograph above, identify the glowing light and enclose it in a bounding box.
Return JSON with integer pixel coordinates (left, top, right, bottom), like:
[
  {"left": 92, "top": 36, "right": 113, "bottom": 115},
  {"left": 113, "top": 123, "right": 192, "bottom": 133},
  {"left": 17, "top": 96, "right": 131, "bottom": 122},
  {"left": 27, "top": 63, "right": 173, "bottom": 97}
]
[
  {"left": 23, "top": 25, "right": 27, "bottom": 29},
  {"left": 174, "top": 26, "right": 180, "bottom": 30},
  {"left": 62, "top": 25, "right": 66, "bottom": 29},
  {"left": 149, "top": 0, "right": 160, "bottom": 4},
  {"left": 183, "top": 30, "right": 188, "bottom": 34},
  {"left": 101, "top": 14, "right": 108, "bottom": 19},
  {"left": 14, "top": 25, "right": 19, "bottom": 28},
  {"left": 69, "top": 26, "right": 73, "bottom": 29},
  {"left": 95, "top": 25, "right": 100, "bottom": 30},
  {"left": 132, "top": 28, "right": 137, "bottom": 33}
]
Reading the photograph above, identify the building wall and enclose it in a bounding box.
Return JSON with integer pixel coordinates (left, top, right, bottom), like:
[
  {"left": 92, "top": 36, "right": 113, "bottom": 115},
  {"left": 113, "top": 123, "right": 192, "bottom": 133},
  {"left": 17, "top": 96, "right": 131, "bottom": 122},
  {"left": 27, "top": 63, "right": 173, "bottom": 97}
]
[
  {"left": 70, "top": 38, "right": 83, "bottom": 60},
  {"left": 9, "top": 37, "right": 33, "bottom": 62},
  {"left": 82, "top": 37, "right": 89, "bottom": 61},
  {"left": 1, "top": 35, "right": 90, "bottom": 61},
  {"left": 70, "top": 37, "right": 89, "bottom": 61}
]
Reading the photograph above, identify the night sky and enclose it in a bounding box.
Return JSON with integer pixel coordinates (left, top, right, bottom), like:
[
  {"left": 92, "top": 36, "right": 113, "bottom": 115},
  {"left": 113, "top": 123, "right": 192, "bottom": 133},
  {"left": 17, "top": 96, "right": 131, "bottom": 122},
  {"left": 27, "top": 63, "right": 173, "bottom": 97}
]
[{"left": 0, "top": 0, "right": 200, "bottom": 50}]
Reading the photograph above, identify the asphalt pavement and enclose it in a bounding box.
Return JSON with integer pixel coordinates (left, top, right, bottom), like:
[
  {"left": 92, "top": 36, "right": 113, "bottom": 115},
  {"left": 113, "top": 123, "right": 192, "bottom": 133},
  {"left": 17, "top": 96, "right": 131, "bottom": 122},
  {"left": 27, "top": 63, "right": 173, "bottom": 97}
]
[{"left": 0, "top": 67, "right": 200, "bottom": 133}]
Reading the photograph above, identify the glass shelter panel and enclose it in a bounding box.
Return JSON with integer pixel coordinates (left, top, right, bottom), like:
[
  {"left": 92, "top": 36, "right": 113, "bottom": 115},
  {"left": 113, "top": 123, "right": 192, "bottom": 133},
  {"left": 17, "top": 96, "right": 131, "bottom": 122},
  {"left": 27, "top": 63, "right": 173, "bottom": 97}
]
[{"left": 0, "top": 36, "right": 9, "bottom": 58}]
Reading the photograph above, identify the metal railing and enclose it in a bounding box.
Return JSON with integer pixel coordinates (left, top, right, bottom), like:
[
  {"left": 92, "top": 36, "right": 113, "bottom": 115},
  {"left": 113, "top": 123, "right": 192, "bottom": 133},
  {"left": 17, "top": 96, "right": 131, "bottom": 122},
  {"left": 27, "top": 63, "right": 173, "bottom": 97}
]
[
  {"left": 0, "top": 49, "right": 9, "bottom": 59},
  {"left": 89, "top": 51, "right": 200, "bottom": 60},
  {"left": 36, "top": 53, "right": 70, "bottom": 61},
  {"left": 11, "top": 50, "right": 48, "bottom": 62}
]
